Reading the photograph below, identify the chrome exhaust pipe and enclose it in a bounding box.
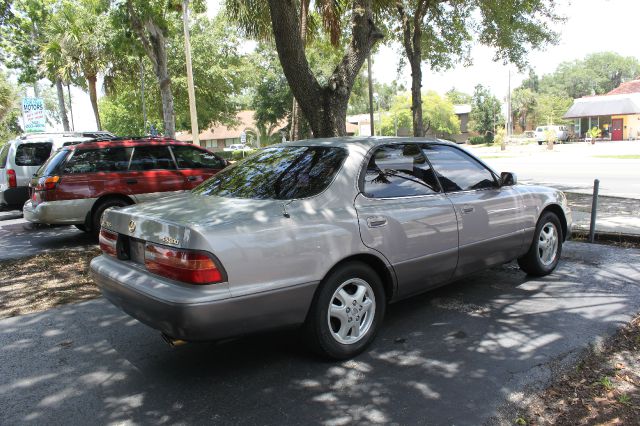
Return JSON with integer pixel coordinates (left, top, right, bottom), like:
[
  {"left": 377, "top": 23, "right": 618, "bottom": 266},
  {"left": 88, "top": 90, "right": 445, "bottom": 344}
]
[{"left": 161, "top": 333, "right": 188, "bottom": 347}]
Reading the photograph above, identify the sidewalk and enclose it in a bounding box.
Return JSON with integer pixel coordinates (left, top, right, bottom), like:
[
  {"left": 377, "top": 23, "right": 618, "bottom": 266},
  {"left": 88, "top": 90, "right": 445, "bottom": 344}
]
[{"left": 567, "top": 192, "right": 640, "bottom": 238}]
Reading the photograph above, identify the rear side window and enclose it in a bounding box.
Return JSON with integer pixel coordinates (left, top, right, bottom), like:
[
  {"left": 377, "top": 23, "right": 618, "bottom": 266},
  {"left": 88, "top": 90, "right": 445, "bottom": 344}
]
[
  {"left": 63, "top": 147, "right": 132, "bottom": 174},
  {"left": 171, "top": 145, "right": 225, "bottom": 169},
  {"left": 15, "top": 142, "right": 53, "bottom": 166},
  {"left": 129, "top": 146, "right": 176, "bottom": 170},
  {"left": 0, "top": 144, "right": 9, "bottom": 169},
  {"left": 363, "top": 144, "right": 441, "bottom": 198},
  {"left": 36, "top": 149, "right": 71, "bottom": 177},
  {"left": 424, "top": 145, "right": 497, "bottom": 192}
]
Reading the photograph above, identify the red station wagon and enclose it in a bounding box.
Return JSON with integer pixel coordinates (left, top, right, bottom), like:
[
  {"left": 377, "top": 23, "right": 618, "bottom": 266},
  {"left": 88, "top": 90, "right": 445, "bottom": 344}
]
[{"left": 23, "top": 137, "right": 228, "bottom": 235}]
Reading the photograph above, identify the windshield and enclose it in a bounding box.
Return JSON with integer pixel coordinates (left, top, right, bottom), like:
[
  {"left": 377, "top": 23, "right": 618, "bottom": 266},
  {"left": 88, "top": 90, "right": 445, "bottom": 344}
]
[
  {"left": 193, "top": 146, "right": 347, "bottom": 200},
  {"left": 35, "top": 149, "right": 70, "bottom": 177}
]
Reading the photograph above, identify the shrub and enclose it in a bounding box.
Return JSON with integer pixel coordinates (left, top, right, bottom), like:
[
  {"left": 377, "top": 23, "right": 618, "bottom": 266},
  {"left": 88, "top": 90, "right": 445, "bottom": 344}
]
[
  {"left": 469, "top": 136, "right": 485, "bottom": 145},
  {"left": 216, "top": 151, "right": 234, "bottom": 160}
]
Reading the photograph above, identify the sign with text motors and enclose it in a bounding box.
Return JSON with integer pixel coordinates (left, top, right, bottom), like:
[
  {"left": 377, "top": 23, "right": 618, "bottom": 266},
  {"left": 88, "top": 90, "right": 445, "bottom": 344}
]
[{"left": 22, "top": 97, "right": 46, "bottom": 133}]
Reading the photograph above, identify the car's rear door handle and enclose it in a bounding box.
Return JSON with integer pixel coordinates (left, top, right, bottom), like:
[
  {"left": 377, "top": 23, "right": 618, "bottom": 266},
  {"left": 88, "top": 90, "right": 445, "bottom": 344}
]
[
  {"left": 461, "top": 205, "right": 474, "bottom": 214},
  {"left": 186, "top": 176, "right": 198, "bottom": 182},
  {"left": 367, "top": 217, "right": 387, "bottom": 228},
  {"left": 126, "top": 179, "right": 138, "bottom": 185}
]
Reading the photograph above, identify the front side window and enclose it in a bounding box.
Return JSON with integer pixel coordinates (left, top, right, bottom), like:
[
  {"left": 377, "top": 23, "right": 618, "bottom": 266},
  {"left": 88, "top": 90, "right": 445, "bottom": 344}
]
[
  {"left": 129, "top": 146, "right": 176, "bottom": 171},
  {"left": 363, "top": 144, "right": 440, "bottom": 198},
  {"left": 193, "top": 146, "right": 346, "bottom": 200},
  {"left": 171, "top": 145, "right": 225, "bottom": 169},
  {"left": 63, "top": 147, "right": 132, "bottom": 174},
  {"left": 15, "top": 142, "right": 53, "bottom": 166},
  {"left": 424, "top": 145, "right": 497, "bottom": 192}
]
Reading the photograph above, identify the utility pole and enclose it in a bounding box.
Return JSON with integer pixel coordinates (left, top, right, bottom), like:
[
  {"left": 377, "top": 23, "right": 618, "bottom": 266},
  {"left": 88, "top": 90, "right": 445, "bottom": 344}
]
[
  {"left": 182, "top": 0, "right": 199, "bottom": 145},
  {"left": 140, "top": 58, "right": 147, "bottom": 133},
  {"left": 367, "top": 53, "right": 375, "bottom": 136},
  {"left": 67, "top": 84, "right": 75, "bottom": 131},
  {"left": 507, "top": 69, "right": 512, "bottom": 137}
]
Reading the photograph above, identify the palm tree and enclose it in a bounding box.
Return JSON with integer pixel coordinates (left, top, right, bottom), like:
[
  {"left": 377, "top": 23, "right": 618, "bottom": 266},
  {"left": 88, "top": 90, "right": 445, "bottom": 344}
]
[{"left": 44, "top": 0, "right": 108, "bottom": 130}]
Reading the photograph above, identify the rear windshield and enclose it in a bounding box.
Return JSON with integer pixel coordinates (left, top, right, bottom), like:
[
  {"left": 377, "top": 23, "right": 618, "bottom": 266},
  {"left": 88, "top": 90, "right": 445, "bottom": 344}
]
[
  {"left": 15, "top": 142, "right": 53, "bottom": 166},
  {"left": 193, "top": 146, "right": 347, "bottom": 200},
  {"left": 35, "top": 149, "right": 71, "bottom": 177},
  {"left": 0, "top": 144, "right": 9, "bottom": 169}
]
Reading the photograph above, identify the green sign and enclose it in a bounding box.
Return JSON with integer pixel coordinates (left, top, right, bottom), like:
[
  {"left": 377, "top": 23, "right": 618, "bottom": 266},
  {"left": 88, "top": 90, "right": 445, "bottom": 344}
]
[{"left": 22, "top": 97, "right": 46, "bottom": 133}]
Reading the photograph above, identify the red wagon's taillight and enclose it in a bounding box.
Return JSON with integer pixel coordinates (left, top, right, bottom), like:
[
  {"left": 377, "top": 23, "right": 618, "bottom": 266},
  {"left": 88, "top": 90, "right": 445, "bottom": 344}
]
[
  {"left": 99, "top": 228, "right": 118, "bottom": 257},
  {"left": 144, "top": 243, "right": 224, "bottom": 285}
]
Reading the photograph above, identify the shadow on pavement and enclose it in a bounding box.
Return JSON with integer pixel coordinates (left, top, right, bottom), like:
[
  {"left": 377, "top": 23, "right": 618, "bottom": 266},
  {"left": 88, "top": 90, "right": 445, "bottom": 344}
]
[
  {"left": 0, "top": 242, "right": 639, "bottom": 424},
  {"left": 0, "top": 220, "right": 95, "bottom": 261}
]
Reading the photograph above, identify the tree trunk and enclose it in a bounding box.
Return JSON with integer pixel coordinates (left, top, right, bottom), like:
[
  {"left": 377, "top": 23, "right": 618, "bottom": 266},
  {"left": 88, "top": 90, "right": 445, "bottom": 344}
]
[
  {"left": 290, "top": 0, "right": 310, "bottom": 141},
  {"left": 267, "top": 0, "right": 382, "bottom": 138},
  {"left": 55, "top": 78, "right": 70, "bottom": 132},
  {"left": 398, "top": 1, "right": 429, "bottom": 137},
  {"left": 410, "top": 56, "right": 423, "bottom": 137},
  {"left": 87, "top": 75, "right": 102, "bottom": 131},
  {"left": 126, "top": 0, "right": 175, "bottom": 138}
]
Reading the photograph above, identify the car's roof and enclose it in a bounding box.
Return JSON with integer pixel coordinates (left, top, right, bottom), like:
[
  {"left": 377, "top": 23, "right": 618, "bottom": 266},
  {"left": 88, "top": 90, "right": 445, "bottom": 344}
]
[
  {"left": 285, "top": 136, "right": 453, "bottom": 150},
  {"left": 65, "top": 137, "right": 198, "bottom": 150}
]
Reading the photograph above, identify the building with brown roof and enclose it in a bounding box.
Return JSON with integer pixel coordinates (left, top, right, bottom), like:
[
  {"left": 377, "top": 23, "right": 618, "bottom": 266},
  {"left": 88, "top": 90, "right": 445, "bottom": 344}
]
[
  {"left": 176, "top": 110, "right": 287, "bottom": 151},
  {"left": 564, "top": 79, "right": 640, "bottom": 140}
]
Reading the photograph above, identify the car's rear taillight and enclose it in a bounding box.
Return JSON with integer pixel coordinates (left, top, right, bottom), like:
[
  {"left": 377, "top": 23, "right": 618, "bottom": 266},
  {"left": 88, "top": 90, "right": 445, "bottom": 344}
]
[
  {"left": 34, "top": 175, "right": 60, "bottom": 191},
  {"left": 7, "top": 169, "right": 16, "bottom": 188},
  {"left": 99, "top": 229, "right": 118, "bottom": 256},
  {"left": 144, "top": 243, "right": 224, "bottom": 285}
]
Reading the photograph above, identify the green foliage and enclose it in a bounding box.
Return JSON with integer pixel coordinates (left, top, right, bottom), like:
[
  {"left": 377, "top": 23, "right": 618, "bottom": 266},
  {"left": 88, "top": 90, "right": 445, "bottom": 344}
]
[
  {"left": 537, "top": 52, "right": 640, "bottom": 98},
  {"left": 0, "top": 70, "right": 22, "bottom": 140},
  {"left": 532, "top": 93, "right": 572, "bottom": 126},
  {"left": 468, "top": 135, "right": 485, "bottom": 145},
  {"left": 249, "top": 43, "right": 292, "bottom": 136},
  {"left": 469, "top": 85, "right": 503, "bottom": 143},
  {"left": 445, "top": 88, "right": 472, "bottom": 105},
  {"left": 511, "top": 87, "right": 537, "bottom": 130},
  {"left": 586, "top": 127, "right": 602, "bottom": 140},
  {"left": 378, "top": 91, "right": 459, "bottom": 137},
  {"left": 100, "top": 14, "right": 245, "bottom": 135}
]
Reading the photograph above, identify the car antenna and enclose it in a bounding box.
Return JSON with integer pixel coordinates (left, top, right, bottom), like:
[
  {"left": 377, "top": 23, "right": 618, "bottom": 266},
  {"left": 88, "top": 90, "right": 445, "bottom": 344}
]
[{"left": 282, "top": 200, "right": 295, "bottom": 218}]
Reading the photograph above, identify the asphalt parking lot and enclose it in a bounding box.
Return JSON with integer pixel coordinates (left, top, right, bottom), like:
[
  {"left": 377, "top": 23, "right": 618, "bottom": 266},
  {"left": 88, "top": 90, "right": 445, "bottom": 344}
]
[
  {"left": 1, "top": 242, "right": 638, "bottom": 425},
  {"left": 0, "top": 216, "right": 94, "bottom": 261}
]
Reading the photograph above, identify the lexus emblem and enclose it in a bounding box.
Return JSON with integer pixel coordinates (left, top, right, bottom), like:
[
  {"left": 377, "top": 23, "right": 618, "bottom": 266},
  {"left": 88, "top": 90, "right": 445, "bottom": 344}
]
[{"left": 128, "top": 220, "right": 136, "bottom": 233}]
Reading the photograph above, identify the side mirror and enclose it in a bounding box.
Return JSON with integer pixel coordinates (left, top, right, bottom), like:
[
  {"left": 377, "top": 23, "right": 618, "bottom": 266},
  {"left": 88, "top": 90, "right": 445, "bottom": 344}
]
[{"left": 500, "top": 171, "right": 517, "bottom": 186}]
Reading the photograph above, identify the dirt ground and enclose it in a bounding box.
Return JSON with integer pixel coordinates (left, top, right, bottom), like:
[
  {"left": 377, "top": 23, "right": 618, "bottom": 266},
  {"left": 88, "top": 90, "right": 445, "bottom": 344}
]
[
  {"left": 0, "top": 248, "right": 101, "bottom": 319},
  {"left": 522, "top": 315, "right": 640, "bottom": 425}
]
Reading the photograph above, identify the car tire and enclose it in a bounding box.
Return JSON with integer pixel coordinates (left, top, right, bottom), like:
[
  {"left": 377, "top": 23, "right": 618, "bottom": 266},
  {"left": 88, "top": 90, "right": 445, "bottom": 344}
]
[
  {"left": 304, "top": 262, "right": 385, "bottom": 360},
  {"left": 74, "top": 224, "right": 89, "bottom": 232},
  {"left": 537, "top": 141, "right": 543, "bottom": 146},
  {"left": 91, "top": 198, "right": 130, "bottom": 238},
  {"left": 517, "top": 211, "right": 563, "bottom": 277}
]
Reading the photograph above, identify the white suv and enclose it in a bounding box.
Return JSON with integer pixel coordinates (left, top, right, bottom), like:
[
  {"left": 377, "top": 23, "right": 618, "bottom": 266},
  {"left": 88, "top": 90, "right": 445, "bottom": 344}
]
[
  {"left": 0, "top": 132, "right": 110, "bottom": 208},
  {"left": 535, "top": 125, "right": 569, "bottom": 145}
]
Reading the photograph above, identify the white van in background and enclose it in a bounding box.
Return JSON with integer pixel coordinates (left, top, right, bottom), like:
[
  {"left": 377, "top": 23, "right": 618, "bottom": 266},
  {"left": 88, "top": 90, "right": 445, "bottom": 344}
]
[
  {"left": 0, "top": 132, "right": 115, "bottom": 209},
  {"left": 535, "top": 125, "right": 569, "bottom": 145}
]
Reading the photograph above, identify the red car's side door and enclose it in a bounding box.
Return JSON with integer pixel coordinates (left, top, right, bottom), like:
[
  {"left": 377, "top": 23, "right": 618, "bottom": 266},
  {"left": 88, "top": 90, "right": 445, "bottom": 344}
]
[
  {"left": 126, "top": 145, "right": 185, "bottom": 202},
  {"left": 170, "top": 145, "right": 227, "bottom": 190}
]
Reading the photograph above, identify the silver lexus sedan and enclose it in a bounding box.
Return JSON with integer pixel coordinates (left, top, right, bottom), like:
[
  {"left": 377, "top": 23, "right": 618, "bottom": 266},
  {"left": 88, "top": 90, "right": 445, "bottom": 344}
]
[{"left": 91, "top": 137, "right": 572, "bottom": 359}]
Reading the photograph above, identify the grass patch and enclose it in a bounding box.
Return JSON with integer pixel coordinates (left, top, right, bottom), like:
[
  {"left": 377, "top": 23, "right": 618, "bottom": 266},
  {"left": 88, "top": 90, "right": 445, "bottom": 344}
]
[
  {"left": 593, "top": 155, "right": 640, "bottom": 159},
  {"left": 0, "top": 248, "right": 102, "bottom": 319}
]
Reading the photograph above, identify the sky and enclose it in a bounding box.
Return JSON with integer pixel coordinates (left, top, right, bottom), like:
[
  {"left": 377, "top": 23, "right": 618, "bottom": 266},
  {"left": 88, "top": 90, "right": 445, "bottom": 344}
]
[{"left": 49, "top": 0, "right": 640, "bottom": 131}]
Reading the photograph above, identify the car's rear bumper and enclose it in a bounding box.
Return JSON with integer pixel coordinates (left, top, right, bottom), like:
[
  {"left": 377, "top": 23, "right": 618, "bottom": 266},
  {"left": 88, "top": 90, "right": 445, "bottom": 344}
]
[
  {"left": 0, "top": 187, "right": 29, "bottom": 207},
  {"left": 90, "top": 255, "right": 318, "bottom": 341},
  {"left": 23, "top": 198, "right": 96, "bottom": 224}
]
